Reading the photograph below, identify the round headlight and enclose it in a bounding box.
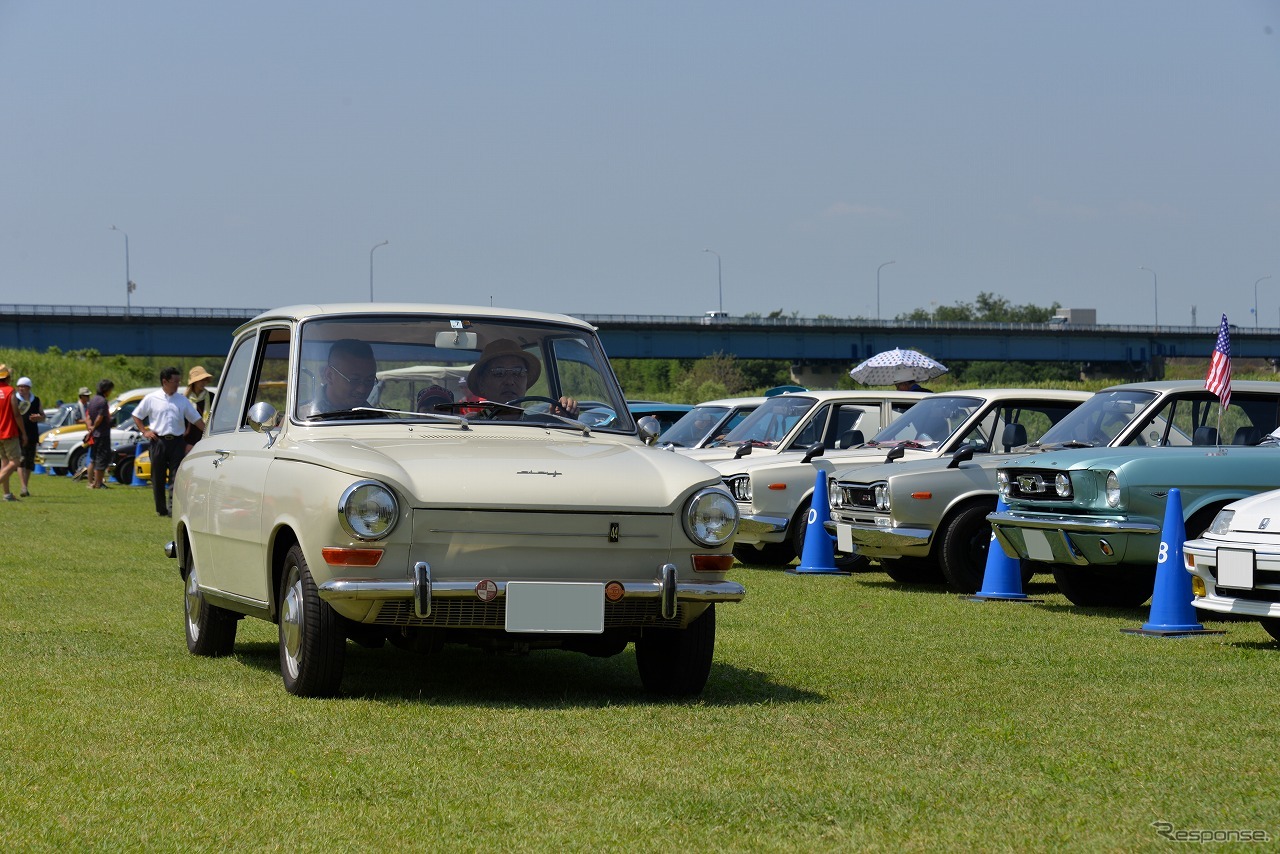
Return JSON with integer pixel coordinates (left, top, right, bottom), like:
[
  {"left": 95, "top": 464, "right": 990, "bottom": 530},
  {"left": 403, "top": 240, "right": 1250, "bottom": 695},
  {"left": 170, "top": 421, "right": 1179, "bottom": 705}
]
[
  {"left": 684, "top": 487, "right": 739, "bottom": 548},
  {"left": 338, "top": 480, "right": 399, "bottom": 540},
  {"left": 996, "top": 470, "right": 1010, "bottom": 498},
  {"left": 1054, "top": 473, "right": 1071, "bottom": 498},
  {"left": 828, "top": 478, "right": 843, "bottom": 509},
  {"left": 1105, "top": 471, "right": 1121, "bottom": 508}
]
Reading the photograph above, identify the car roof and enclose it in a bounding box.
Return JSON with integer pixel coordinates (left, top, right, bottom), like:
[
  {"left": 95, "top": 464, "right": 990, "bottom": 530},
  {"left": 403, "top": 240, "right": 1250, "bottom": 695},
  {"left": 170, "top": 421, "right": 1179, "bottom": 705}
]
[
  {"left": 1099, "top": 379, "right": 1280, "bottom": 393},
  {"left": 693, "top": 396, "right": 769, "bottom": 407},
  {"left": 238, "top": 303, "right": 596, "bottom": 336}
]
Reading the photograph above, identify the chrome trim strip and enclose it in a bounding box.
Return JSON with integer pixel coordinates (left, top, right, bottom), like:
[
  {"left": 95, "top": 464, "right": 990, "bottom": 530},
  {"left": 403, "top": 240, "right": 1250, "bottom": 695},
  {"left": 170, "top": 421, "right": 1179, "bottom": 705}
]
[
  {"left": 737, "top": 514, "right": 789, "bottom": 535},
  {"left": 199, "top": 584, "right": 269, "bottom": 610},
  {"left": 318, "top": 576, "right": 746, "bottom": 605}
]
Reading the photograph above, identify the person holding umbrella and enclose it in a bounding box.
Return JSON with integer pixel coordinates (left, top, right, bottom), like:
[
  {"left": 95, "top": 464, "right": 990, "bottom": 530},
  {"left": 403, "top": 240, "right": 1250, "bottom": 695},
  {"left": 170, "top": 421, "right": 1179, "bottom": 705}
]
[
  {"left": 893, "top": 368, "right": 934, "bottom": 393},
  {"left": 849, "top": 348, "right": 947, "bottom": 392}
]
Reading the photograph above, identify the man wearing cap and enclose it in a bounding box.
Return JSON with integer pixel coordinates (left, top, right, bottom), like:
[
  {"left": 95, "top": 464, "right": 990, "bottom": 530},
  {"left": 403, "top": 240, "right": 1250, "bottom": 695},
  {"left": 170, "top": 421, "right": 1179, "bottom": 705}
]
[
  {"left": 0, "top": 364, "right": 27, "bottom": 502},
  {"left": 465, "top": 339, "right": 579, "bottom": 417},
  {"left": 13, "top": 377, "right": 43, "bottom": 498},
  {"left": 132, "top": 367, "right": 206, "bottom": 516},
  {"left": 73, "top": 387, "right": 92, "bottom": 424}
]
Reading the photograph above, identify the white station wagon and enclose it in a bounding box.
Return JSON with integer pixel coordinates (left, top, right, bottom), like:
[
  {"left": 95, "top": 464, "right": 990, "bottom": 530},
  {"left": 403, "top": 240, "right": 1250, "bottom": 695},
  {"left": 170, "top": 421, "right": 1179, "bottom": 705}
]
[{"left": 168, "top": 303, "right": 743, "bottom": 697}]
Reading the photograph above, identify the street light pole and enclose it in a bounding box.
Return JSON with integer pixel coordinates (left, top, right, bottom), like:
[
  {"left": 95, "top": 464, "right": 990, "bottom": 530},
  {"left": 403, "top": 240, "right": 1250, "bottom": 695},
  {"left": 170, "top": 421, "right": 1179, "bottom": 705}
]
[
  {"left": 369, "top": 240, "right": 388, "bottom": 301},
  {"left": 110, "top": 225, "right": 134, "bottom": 316},
  {"left": 876, "top": 261, "right": 896, "bottom": 321},
  {"left": 1140, "top": 266, "right": 1158, "bottom": 329},
  {"left": 702, "top": 248, "right": 722, "bottom": 314},
  {"left": 1255, "top": 275, "right": 1272, "bottom": 328}
]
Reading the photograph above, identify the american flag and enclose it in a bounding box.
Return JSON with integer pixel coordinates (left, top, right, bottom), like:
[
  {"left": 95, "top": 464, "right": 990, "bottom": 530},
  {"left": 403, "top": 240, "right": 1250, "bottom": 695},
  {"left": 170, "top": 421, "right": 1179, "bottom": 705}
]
[{"left": 1206, "top": 313, "right": 1232, "bottom": 407}]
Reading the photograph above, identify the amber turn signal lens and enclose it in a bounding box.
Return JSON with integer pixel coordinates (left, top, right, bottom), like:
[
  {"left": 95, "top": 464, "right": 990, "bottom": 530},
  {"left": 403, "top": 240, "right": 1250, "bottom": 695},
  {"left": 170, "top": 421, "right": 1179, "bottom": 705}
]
[
  {"left": 321, "top": 547, "right": 383, "bottom": 567},
  {"left": 692, "top": 554, "right": 734, "bottom": 573},
  {"left": 1191, "top": 576, "right": 1206, "bottom": 597}
]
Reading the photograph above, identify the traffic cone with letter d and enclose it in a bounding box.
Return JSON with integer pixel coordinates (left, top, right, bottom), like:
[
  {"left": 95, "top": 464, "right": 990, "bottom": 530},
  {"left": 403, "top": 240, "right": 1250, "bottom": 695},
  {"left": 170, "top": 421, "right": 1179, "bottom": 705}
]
[
  {"left": 1123, "top": 487, "right": 1222, "bottom": 637},
  {"left": 789, "top": 469, "right": 849, "bottom": 575}
]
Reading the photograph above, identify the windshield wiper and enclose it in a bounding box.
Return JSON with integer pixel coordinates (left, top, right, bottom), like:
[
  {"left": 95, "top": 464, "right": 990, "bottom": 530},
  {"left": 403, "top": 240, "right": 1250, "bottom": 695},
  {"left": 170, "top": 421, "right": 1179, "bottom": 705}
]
[{"left": 307, "top": 406, "right": 470, "bottom": 427}]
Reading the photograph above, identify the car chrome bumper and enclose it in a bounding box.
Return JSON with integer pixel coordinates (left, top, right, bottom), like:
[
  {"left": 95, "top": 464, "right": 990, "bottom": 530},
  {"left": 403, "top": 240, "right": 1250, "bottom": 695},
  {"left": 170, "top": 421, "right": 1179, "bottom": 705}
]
[
  {"left": 318, "top": 561, "right": 746, "bottom": 620},
  {"left": 988, "top": 510, "right": 1161, "bottom": 567},
  {"left": 825, "top": 520, "right": 931, "bottom": 556},
  {"left": 734, "top": 513, "right": 789, "bottom": 543}
]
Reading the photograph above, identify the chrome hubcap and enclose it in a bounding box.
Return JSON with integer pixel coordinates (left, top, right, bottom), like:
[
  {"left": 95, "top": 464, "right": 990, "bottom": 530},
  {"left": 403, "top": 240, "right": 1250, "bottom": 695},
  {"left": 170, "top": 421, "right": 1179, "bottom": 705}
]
[
  {"left": 185, "top": 568, "right": 202, "bottom": 639},
  {"left": 281, "top": 571, "right": 304, "bottom": 678}
]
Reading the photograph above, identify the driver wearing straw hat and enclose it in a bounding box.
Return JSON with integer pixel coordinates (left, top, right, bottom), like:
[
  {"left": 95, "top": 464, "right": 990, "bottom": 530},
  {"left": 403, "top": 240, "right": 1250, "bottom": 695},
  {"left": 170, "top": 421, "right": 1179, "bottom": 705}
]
[
  {"left": 465, "top": 339, "right": 579, "bottom": 416},
  {"left": 893, "top": 368, "right": 934, "bottom": 393}
]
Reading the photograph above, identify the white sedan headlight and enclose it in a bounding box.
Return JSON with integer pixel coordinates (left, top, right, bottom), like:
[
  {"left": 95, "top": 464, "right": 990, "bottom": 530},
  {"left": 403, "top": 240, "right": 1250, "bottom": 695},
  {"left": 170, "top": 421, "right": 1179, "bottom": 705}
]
[
  {"left": 338, "top": 480, "right": 399, "bottom": 540},
  {"left": 684, "top": 487, "right": 739, "bottom": 547},
  {"left": 1105, "top": 471, "right": 1121, "bottom": 508},
  {"left": 1208, "top": 509, "right": 1235, "bottom": 535}
]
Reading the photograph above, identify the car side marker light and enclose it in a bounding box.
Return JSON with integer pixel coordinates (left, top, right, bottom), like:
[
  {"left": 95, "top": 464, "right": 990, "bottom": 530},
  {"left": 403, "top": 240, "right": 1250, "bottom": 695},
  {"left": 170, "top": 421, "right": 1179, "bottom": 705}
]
[
  {"left": 911, "top": 491, "right": 932, "bottom": 500},
  {"left": 768, "top": 483, "right": 786, "bottom": 490},
  {"left": 322, "top": 547, "right": 383, "bottom": 567}
]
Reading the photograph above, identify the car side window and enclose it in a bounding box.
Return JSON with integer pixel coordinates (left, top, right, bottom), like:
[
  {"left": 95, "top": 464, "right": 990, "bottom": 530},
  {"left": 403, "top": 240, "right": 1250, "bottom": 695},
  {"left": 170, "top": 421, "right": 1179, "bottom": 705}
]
[
  {"left": 246, "top": 329, "right": 292, "bottom": 417},
  {"left": 789, "top": 404, "right": 830, "bottom": 449},
  {"left": 207, "top": 332, "right": 267, "bottom": 435}
]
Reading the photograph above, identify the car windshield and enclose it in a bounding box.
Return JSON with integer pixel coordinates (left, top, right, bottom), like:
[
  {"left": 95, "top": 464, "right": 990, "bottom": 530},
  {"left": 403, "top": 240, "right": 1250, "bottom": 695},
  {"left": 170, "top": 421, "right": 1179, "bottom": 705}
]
[
  {"left": 295, "top": 314, "right": 628, "bottom": 428},
  {"left": 1032, "top": 389, "right": 1159, "bottom": 448},
  {"left": 864, "top": 396, "right": 982, "bottom": 450},
  {"left": 660, "top": 405, "right": 731, "bottom": 448},
  {"left": 709, "top": 395, "right": 816, "bottom": 449}
]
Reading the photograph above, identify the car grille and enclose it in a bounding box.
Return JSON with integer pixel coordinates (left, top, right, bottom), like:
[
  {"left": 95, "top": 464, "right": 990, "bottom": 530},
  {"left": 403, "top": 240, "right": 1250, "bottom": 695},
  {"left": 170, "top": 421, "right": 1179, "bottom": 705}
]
[
  {"left": 833, "top": 484, "right": 877, "bottom": 511},
  {"left": 371, "top": 598, "right": 688, "bottom": 628},
  {"left": 1001, "top": 468, "right": 1066, "bottom": 503},
  {"left": 1209, "top": 568, "right": 1280, "bottom": 603}
]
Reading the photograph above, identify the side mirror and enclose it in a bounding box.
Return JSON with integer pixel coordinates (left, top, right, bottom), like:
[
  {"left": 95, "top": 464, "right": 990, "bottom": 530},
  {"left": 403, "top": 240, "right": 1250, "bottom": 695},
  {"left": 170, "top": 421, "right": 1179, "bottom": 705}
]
[
  {"left": 734, "top": 443, "right": 753, "bottom": 459},
  {"left": 885, "top": 446, "right": 905, "bottom": 463},
  {"left": 801, "top": 442, "right": 824, "bottom": 464},
  {"left": 947, "top": 446, "right": 975, "bottom": 468},
  {"left": 637, "top": 415, "right": 662, "bottom": 446},
  {"left": 247, "top": 402, "right": 281, "bottom": 447}
]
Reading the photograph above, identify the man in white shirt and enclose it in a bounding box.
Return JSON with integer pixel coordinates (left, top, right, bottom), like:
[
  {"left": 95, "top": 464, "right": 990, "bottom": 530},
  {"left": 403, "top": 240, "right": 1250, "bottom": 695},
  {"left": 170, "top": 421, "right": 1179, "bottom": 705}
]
[{"left": 132, "top": 367, "right": 206, "bottom": 517}]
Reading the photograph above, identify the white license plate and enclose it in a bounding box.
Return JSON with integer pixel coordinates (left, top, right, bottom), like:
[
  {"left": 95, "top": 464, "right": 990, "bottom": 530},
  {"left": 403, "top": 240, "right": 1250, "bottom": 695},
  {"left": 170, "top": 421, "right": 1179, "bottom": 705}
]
[
  {"left": 1217, "top": 548, "right": 1255, "bottom": 590},
  {"left": 1023, "top": 528, "right": 1056, "bottom": 562},
  {"left": 837, "top": 523, "right": 854, "bottom": 554},
  {"left": 505, "top": 582, "right": 604, "bottom": 633}
]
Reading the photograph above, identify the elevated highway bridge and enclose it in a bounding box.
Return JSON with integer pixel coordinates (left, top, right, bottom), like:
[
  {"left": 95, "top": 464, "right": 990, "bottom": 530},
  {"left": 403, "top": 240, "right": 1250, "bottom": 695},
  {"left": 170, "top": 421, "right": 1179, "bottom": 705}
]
[{"left": 3, "top": 304, "right": 1276, "bottom": 383}]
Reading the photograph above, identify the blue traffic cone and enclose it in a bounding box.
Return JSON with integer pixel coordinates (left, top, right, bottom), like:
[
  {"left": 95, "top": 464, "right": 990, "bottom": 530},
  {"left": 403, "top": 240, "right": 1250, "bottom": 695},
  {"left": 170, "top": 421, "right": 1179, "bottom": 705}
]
[
  {"left": 788, "top": 469, "right": 848, "bottom": 575},
  {"left": 34, "top": 462, "right": 45, "bottom": 475},
  {"left": 970, "top": 498, "right": 1039, "bottom": 602},
  {"left": 1124, "top": 488, "right": 1223, "bottom": 636},
  {"left": 130, "top": 443, "right": 147, "bottom": 486}
]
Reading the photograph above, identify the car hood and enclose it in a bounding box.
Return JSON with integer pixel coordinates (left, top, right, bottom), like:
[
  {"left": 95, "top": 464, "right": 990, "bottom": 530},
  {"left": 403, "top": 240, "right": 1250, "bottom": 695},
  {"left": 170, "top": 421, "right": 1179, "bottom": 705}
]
[
  {"left": 679, "top": 446, "right": 781, "bottom": 463},
  {"left": 281, "top": 432, "right": 722, "bottom": 511},
  {"left": 1000, "top": 446, "right": 1214, "bottom": 471},
  {"left": 836, "top": 451, "right": 1030, "bottom": 485},
  {"left": 1218, "top": 488, "right": 1280, "bottom": 528}
]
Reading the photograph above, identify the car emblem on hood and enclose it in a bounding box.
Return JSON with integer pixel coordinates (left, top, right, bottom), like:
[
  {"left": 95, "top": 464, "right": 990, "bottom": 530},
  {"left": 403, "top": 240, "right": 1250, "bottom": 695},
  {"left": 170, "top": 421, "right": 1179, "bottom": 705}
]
[
  {"left": 517, "top": 470, "right": 563, "bottom": 477},
  {"left": 1262, "top": 518, "right": 1271, "bottom": 530}
]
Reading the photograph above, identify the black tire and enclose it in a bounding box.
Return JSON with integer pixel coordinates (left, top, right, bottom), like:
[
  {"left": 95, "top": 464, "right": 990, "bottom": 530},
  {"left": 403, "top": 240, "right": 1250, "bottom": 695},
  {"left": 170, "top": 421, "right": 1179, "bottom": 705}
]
[
  {"left": 1260, "top": 618, "right": 1280, "bottom": 643},
  {"left": 791, "top": 499, "right": 865, "bottom": 571},
  {"left": 635, "top": 605, "right": 716, "bottom": 697},
  {"left": 734, "top": 542, "right": 795, "bottom": 567},
  {"left": 183, "top": 549, "right": 237, "bottom": 657},
  {"left": 68, "top": 447, "right": 87, "bottom": 479},
  {"left": 1051, "top": 564, "right": 1154, "bottom": 608},
  {"left": 882, "top": 556, "right": 946, "bottom": 585},
  {"left": 939, "top": 502, "right": 998, "bottom": 594},
  {"left": 278, "top": 545, "right": 346, "bottom": 697},
  {"left": 116, "top": 457, "right": 134, "bottom": 487}
]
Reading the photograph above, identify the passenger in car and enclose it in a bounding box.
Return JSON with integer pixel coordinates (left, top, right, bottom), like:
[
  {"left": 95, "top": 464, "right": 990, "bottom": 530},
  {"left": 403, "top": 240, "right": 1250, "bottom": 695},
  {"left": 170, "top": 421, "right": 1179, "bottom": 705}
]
[{"left": 464, "top": 339, "right": 579, "bottom": 417}]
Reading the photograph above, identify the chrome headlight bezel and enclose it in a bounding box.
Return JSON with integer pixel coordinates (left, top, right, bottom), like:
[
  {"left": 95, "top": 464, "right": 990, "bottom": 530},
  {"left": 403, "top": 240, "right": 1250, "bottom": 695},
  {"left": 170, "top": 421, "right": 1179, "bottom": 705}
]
[
  {"left": 996, "top": 470, "right": 1010, "bottom": 498},
  {"left": 1054, "top": 472, "right": 1072, "bottom": 499},
  {"left": 873, "top": 482, "right": 891, "bottom": 512},
  {"left": 684, "top": 487, "right": 740, "bottom": 548},
  {"left": 338, "top": 480, "right": 399, "bottom": 541},
  {"left": 828, "top": 478, "right": 844, "bottom": 509},
  {"left": 1104, "top": 471, "right": 1121, "bottom": 508}
]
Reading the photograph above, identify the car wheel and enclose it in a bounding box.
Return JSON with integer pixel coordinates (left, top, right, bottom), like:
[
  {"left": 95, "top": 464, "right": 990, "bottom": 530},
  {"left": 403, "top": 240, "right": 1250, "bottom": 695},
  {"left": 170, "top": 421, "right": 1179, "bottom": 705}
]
[
  {"left": 184, "top": 550, "right": 237, "bottom": 657},
  {"left": 68, "top": 447, "right": 87, "bottom": 478},
  {"left": 1050, "top": 564, "right": 1154, "bottom": 608},
  {"left": 635, "top": 604, "right": 716, "bottom": 697},
  {"left": 733, "top": 542, "right": 795, "bottom": 567},
  {"left": 116, "top": 457, "right": 134, "bottom": 487},
  {"left": 1260, "top": 618, "right": 1280, "bottom": 643},
  {"left": 791, "top": 499, "right": 865, "bottom": 570},
  {"left": 278, "top": 544, "right": 346, "bottom": 697},
  {"left": 882, "top": 556, "right": 945, "bottom": 585},
  {"left": 939, "top": 502, "right": 996, "bottom": 594}
]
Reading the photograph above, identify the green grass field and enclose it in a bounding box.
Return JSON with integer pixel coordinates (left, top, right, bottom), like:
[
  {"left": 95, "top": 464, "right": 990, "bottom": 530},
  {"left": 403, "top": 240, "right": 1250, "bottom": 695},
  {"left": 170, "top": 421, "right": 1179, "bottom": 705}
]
[{"left": 3, "top": 473, "right": 1278, "bottom": 850}]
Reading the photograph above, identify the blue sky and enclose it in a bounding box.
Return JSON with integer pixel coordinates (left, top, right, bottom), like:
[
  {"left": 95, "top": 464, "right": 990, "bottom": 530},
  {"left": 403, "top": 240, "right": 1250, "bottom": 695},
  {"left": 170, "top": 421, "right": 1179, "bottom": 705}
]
[{"left": 3, "top": 1, "right": 1279, "bottom": 327}]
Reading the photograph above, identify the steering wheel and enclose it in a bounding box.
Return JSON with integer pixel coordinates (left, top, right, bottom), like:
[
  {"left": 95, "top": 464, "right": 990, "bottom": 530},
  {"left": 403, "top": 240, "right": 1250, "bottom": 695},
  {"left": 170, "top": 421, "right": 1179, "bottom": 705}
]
[{"left": 506, "top": 395, "right": 563, "bottom": 410}]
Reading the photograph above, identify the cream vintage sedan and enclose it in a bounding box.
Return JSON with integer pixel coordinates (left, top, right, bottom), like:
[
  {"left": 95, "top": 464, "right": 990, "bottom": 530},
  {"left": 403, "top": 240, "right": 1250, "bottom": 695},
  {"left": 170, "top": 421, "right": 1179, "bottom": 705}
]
[{"left": 167, "top": 303, "right": 743, "bottom": 697}]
